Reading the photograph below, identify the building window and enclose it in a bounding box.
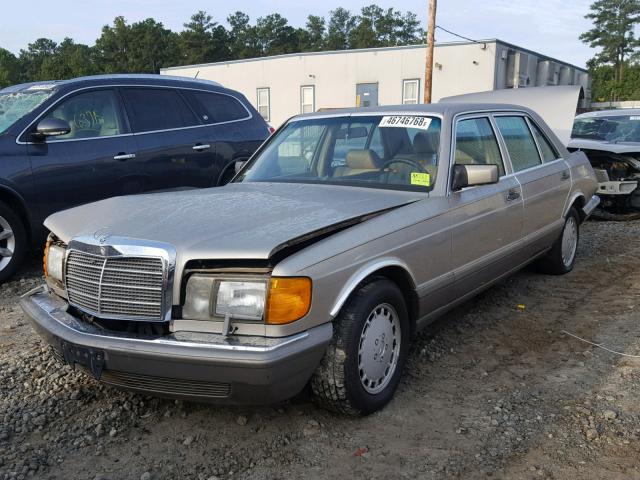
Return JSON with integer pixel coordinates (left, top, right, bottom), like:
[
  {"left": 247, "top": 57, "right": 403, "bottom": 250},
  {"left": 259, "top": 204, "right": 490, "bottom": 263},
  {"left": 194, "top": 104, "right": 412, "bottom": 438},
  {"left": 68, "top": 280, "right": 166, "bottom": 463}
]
[
  {"left": 402, "top": 79, "right": 420, "bottom": 104},
  {"left": 257, "top": 88, "right": 270, "bottom": 121},
  {"left": 300, "top": 85, "right": 315, "bottom": 114}
]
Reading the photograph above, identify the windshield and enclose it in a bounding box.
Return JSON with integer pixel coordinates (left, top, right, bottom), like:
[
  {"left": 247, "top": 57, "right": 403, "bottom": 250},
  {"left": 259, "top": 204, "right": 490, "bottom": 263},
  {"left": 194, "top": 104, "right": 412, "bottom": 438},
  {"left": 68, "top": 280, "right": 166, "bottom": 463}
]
[
  {"left": 572, "top": 114, "right": 640, "bottom": 142},
  {"left": 0, "top": 88, "right": 56, "bottom": 135},
  {"left": 238, "top": 115, "right": 441, "bottom": 192}
]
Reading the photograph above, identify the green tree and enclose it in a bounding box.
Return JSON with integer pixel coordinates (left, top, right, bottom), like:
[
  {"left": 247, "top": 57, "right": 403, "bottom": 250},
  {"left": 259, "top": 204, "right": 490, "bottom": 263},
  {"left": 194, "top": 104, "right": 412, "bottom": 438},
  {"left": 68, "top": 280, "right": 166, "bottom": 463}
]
[
  {"left": 180, "top": 11, "right": 230, "bottom": 64},
  {"left": 39, "top": 38, "right": 98, "bottom": 80},
  {"left": 18, "top": 38, "right": 58, "bottom": 81},
  {"left": 326, "top": 8, "right": 356, "bottom": 50},
  {"left": 254, "top": 13, "right": 299, "bottom": 56},
  {"left": 298, "top": 15, "right": 326, "bottom": 51},
  {"left": 580, "top": 0, "right": 640, "bottom": 83},
  {"left": 227, "top": 11, "right": 261, "bottom": 59},
  {"left": 0, "top": 48, "right": 21, "bottom": 87}
]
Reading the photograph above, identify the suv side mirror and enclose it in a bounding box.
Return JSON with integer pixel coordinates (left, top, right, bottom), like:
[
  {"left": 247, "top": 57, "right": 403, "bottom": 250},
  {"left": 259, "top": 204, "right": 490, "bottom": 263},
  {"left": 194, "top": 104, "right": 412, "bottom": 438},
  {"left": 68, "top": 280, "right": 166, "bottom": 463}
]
[
  {"left": 451, "top": 164, "right": 499, "bottom": 191},
  {"left": 34, "top": 118, "right": 71, "bottom": 138}
]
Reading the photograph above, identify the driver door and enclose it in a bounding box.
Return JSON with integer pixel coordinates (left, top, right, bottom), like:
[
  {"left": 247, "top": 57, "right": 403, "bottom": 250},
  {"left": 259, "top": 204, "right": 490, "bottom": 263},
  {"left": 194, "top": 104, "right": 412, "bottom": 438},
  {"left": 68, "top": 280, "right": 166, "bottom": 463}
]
[{"left": 27, "top": 88, "right": 137, "bottom": 219}]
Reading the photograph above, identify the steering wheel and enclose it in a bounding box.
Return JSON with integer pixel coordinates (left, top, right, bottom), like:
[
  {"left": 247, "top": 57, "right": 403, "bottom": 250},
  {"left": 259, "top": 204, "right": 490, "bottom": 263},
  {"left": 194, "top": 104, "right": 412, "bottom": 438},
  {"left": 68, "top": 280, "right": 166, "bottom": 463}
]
[{"left": 379, "top": 158, "right": 428, "bottom": 173}]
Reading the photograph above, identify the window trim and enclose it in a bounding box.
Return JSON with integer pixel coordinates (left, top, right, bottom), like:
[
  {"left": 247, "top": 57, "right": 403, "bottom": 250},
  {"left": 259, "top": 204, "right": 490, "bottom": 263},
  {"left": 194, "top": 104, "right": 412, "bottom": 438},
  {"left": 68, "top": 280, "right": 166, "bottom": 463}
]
[
  {"left": 257, "top": 87, "right": 270, "bottom": 122},
  {"left": 492, "top": 113, "right": 544, "bottom": 173},
  {"left": 402, "top": 79, "right": 420, "bottom": 105},
  {"left": 182, "top": 89, "right": 252, "bottom": 126},
  {"left": 300, "top": 85, "right": 315, "bottom": 114},
  {"left": 16, "top": 84, "right": 253, "bottom": 145}
]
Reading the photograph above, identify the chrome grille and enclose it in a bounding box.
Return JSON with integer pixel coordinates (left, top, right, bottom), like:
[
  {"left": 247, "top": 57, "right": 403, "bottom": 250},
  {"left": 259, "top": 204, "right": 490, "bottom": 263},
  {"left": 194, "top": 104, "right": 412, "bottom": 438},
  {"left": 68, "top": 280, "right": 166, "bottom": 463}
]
[{"left": 65, "top": 250, "right": 165, "bottom": 320}]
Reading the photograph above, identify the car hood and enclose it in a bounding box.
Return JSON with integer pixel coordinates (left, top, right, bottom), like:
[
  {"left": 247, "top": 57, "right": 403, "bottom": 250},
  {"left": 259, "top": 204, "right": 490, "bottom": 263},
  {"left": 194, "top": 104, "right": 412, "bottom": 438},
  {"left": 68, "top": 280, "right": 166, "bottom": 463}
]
[
  {"left": 45, "top": 182, "right": 421, "bottom": 261},
  {"left": 567, "top": 138, "right": 640, "bottom": 154}
]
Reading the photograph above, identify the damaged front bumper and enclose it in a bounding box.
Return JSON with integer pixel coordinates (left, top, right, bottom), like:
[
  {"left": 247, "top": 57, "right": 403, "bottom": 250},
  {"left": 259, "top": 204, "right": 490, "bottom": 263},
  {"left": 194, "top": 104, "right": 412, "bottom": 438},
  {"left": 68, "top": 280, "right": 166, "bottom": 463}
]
[{"left": 20, "top": 285, "right": 332, "bottom": 404}]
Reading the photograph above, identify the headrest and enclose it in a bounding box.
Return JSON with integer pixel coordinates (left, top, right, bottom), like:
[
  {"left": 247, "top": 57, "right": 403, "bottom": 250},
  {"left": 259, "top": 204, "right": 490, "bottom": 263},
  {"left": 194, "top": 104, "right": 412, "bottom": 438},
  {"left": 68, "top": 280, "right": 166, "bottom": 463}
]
[
  {"left": 413, "top": 131, "right": 439, "bottom": 154},
  {"left": 345, "top": 149, "right": 381, "bottom": 169}
]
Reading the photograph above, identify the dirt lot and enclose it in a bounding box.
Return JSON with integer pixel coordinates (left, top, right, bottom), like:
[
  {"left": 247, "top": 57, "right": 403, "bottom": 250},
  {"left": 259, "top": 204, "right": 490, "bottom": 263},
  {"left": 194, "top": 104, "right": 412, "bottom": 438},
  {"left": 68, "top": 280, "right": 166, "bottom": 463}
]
[{"left": 1, "top": 219, "right": 640, "bottom": 480}]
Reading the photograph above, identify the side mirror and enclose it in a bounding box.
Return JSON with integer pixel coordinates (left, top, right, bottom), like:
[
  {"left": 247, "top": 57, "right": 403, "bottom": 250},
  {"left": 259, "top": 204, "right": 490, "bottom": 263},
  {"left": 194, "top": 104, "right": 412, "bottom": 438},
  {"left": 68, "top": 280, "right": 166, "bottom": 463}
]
[
  {"left": 34, "top": 118, "right": 71, "bottom": 138},
  {"left": 451, "top": 164, "right": 499, "bottom": 191}
]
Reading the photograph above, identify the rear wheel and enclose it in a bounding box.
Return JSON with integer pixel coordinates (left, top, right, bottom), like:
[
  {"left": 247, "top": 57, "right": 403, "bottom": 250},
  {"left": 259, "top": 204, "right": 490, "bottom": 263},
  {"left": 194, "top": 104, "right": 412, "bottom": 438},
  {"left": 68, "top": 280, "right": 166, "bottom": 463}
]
[
  {"left": 311, "top": 278, "right": 409, "bottom": 415},
  {"left": 536, "top": 207, "right": 580, "bottom": 275}
]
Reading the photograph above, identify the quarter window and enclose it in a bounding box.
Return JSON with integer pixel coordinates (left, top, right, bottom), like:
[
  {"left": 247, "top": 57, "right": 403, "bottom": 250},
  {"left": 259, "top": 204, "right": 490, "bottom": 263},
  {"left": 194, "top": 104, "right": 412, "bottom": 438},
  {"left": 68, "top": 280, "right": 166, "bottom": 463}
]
[
  {"left": 402, "top": 79, "right": 420, "bottom": 105},
  {"left": 45, "top": 89, "right": 124, "bottom": 140},
  {"left": 494, "top": 116, "right": 542, "bottom": 171},
  {"left": 185, "top": 90, "right": 249, "bottom": 124},
  {"left": 257, "top": 88, "right": 270, "bottom": 121},
  {"left": 301, "top": 86, "right": 315, "bottom": 114},
  {"left": 455, "top": 117, "right": 505, "bottom": 176},
  {"left": 121, "top": 88, "right": 199, "bottom": 133},
  {"left": 529, "top": 120, "right": 558, "bottom": 162}
]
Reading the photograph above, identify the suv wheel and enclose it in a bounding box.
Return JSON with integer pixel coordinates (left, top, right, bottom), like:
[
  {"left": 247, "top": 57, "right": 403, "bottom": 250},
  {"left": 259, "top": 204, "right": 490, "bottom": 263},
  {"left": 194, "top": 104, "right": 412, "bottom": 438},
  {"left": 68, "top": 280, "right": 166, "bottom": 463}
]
[
  {"left": 0, "top": 201, "right": 26, "bottom": 283},
  {"left": 536, "top": 207, "right": 580, "bottom": 275},
  {"left": 311, "top": 278, "right": 409, "bottom": 415}
]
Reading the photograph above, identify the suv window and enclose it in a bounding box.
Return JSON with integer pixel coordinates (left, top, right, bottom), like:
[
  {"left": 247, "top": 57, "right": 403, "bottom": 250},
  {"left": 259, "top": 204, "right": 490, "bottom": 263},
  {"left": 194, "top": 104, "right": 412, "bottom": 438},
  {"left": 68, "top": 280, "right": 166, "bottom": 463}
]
[
  {"left": 121, "top": 88, "right": 199, "bottom": 133},
  {"left": 45, "top": 89, "right": 124, "bottom": 140},
  {"left": 185, "top": 90, "right": 249, "bottom": 124},
  {"left": 495, "top": 116, "right": 542, "bottom": 171},
  {"left": 455, "top": 117, "right": 505, "bottom": 176},
  {"left": 529, "top": 121, "right": 558, "bottom": 162}
]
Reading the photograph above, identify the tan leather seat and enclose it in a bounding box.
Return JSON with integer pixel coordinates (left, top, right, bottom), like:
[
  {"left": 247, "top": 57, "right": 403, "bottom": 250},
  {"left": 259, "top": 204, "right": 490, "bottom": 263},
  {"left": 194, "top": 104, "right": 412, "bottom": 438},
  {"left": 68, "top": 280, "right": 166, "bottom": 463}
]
[{"left": 334, "top": 149, "right": 382, "bottom": 177}]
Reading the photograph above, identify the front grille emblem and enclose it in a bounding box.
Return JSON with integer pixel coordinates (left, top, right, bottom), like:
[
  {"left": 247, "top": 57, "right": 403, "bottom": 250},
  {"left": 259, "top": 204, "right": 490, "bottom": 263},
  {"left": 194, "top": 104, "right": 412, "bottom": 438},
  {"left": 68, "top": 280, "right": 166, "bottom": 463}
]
[{"left": 93, "top": 227, "right": 110, "bottom": 244}]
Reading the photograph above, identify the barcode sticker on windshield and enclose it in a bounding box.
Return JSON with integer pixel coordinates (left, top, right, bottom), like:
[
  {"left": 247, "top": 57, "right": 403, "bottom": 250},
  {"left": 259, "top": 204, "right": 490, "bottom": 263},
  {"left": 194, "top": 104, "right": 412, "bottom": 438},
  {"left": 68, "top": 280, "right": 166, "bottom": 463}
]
[{"left": 379, "top": 115, "right": 432, "bottom": 130}]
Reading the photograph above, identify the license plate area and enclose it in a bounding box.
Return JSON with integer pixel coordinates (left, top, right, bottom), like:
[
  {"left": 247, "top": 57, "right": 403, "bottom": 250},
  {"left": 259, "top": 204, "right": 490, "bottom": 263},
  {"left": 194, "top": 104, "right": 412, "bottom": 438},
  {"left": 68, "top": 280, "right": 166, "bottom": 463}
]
[{"left": 60, "top": 341, "right": 105, "bottom": 380}]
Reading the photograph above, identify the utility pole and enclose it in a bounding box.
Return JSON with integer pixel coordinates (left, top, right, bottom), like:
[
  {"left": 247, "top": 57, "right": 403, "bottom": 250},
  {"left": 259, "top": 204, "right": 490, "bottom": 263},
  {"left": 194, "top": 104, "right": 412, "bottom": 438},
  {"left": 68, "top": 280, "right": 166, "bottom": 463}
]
[{"left": 424, "top": 0, "right": 437, "bottom": 103}]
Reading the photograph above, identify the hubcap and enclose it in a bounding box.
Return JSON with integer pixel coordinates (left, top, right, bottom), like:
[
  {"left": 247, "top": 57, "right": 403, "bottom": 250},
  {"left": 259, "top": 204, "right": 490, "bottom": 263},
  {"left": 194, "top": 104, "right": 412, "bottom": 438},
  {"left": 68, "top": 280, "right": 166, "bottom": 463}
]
[
  {"left": 561, "top": 216, "right": 578, "bottom": 267},
  {"left": 357, "top": 303, "right": 401, "bottom": 394}
]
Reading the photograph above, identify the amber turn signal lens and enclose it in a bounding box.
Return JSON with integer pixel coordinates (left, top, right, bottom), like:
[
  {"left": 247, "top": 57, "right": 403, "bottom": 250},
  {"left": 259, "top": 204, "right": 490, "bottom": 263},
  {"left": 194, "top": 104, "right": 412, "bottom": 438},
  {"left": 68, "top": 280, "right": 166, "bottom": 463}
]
[
  {"left": 265, "top": 277, "right": 312, "bottom": 325},
  {"left": 43, "top": 239, "right": 51, "bottom": 277}
]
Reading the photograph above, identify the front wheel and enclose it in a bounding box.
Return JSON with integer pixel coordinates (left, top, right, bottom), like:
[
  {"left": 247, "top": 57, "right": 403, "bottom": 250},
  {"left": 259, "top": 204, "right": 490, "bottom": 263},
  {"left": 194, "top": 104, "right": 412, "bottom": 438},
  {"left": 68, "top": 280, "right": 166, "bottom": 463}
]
[
  {"left": 536, "top": 207, "right": 580, "bottom": 275},
  {"left": 311, "top": 278, "right": 409, "bottom": 415}
]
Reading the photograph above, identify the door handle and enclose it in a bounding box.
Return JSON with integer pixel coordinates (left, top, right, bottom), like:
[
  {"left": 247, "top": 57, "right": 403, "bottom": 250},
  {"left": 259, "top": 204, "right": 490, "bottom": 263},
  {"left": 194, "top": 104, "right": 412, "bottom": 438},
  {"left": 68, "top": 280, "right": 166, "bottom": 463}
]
[
  {"left": 192, "top": 144, "right": 211, "bottom": 151},
  {"left": 113, "top": 153, "right": 136, "bottom": 161},
  {"left": 506, "top": 188, "right": 521, "bottom": 202},
  {"left": 560, "top": 170, "right": 570, "bottom": 181}
]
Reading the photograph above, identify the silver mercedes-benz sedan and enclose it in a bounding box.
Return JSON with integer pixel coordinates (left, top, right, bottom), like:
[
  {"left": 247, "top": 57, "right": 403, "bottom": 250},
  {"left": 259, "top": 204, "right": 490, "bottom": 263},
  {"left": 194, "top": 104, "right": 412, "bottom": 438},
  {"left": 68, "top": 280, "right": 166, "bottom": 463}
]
[{"left": 21, "top": 102, "right": 599, "bottom": 415}]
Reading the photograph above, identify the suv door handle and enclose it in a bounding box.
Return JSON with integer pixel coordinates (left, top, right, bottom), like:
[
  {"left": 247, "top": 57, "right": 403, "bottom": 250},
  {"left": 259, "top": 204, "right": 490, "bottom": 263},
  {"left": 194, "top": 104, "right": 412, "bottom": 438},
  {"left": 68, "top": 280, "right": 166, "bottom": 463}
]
[
  {"left": 506, "top": 188, "right": 521, "bottom": 202},
  {"left": 192, "top": 144, "right": 211, "bottom": 151},
  {"left": 560, "top": 170, "right": 570, "bottom": 181},
  {"left": 113, "top": 153, "right": 136, "bottom": 161}
]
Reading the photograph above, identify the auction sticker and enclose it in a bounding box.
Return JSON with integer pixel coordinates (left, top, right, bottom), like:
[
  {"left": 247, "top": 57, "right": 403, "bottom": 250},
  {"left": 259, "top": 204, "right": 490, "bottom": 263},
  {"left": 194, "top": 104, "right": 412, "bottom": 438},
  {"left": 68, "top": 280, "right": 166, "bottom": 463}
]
[
  {"left": 379, "top": 115, "right": 432, "bottom": 130},
  {"left": 410, "top": 172, "right": 431, "bottom": 187}
]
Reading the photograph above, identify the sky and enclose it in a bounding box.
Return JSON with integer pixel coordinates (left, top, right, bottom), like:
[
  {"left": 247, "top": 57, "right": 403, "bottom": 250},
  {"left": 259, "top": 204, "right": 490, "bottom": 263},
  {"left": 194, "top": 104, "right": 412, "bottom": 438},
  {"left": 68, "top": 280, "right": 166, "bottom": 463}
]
[{"left": 0, "top": 0, "right": 595, "bottom": 67}]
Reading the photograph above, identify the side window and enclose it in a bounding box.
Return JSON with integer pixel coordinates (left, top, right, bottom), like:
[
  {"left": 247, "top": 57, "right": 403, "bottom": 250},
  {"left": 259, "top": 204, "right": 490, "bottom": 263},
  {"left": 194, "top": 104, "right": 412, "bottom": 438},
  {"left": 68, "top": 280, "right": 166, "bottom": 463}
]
[
  {"left": 494, "top": 116, "right": 542, "bottom": 171},
  {"left": 45, "top": 89, "right": 124, "bottom": 140},
  {"left": 528, "top": 120, "right": 558, "bottom": 162},
  {"left": 185, "top": 90, "right": 249, "bottom": 124},
  {"left": 121, "top": 88, "right": 199, "bottom": 133},
  {"left": 455, "top": 117, "right": 505, "bottom": 176},
  {"left": 257, "top": 88, "right": 270, "bottom": 121}
]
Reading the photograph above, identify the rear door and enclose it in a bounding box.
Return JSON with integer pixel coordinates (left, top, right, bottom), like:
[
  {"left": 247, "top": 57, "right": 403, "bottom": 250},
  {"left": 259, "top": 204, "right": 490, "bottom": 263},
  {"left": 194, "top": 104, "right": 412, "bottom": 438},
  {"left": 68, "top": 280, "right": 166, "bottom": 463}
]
[
  {"left": 494, "top": 114, "right": 570, "bottom": 252},
  {"left": 27, "top": 88, "right": 138, "bottom": 218},
  {"left": 182, "top": 89, "right": 263, "bottom": 185},
  {"left": 449, "top": 115, "right": 524, "bottom": 297},
  {"left": 120, "top": 87, "right": 213, "bottom": 191}
]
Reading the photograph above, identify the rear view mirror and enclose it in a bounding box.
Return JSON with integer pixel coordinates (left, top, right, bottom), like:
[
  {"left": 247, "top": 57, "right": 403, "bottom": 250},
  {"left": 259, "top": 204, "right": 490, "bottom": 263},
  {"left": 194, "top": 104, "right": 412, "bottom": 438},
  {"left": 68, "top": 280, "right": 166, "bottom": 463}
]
[
  {"left": 34, "top": 118, "right": 71, "bottom": 138},
  {"left": 335, "top": 126, "right": 368, "bottom": 140},
  {"left": 451, "top": 164, "right": 499, "bottom": 191}
]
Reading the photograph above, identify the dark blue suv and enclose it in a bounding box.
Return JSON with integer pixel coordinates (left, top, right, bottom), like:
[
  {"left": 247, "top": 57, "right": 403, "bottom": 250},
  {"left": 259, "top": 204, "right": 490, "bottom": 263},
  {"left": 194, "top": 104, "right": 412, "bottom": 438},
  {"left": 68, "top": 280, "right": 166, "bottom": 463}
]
[{"left": 0, "top": 74, "right": 270, "bottom": 281}]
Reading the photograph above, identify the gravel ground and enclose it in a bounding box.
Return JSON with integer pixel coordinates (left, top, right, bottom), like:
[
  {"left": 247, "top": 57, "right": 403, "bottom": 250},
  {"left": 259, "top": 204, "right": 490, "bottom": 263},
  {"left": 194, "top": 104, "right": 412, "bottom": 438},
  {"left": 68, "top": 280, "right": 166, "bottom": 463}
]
[{"left": 1, "top": 219, "right": 640, "bottom": 480}]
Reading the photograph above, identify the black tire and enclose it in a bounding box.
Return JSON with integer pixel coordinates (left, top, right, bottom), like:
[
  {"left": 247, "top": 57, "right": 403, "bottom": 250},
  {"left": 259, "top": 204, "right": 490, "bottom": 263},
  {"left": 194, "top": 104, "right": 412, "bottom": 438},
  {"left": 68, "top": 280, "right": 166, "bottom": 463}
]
[
  {"left": 536, "top": 207, "right": 580, "bottom": 275},
  {"left": 310, "top": 278, "right": 410, "bottom": 416}
]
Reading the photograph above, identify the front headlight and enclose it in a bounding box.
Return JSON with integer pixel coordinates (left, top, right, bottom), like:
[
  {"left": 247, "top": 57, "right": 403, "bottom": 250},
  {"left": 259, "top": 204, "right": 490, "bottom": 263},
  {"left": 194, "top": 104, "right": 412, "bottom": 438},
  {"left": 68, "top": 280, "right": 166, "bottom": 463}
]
[
  {"left": 183, "top": 275, "right": 267, "bottom": 321},
  {"left": 44, "top": 242, "right": 65, "bottom": 283},
  {"left": 182, "top": 275, "right": 312, "bottom": 324}
]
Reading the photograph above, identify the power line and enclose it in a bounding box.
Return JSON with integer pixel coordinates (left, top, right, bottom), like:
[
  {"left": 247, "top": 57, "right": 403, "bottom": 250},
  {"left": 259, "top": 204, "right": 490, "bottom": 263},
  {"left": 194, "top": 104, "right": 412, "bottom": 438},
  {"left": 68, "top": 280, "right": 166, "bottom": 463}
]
[{"left": 435, "top": 25, "right": 480, "bottom": 44}]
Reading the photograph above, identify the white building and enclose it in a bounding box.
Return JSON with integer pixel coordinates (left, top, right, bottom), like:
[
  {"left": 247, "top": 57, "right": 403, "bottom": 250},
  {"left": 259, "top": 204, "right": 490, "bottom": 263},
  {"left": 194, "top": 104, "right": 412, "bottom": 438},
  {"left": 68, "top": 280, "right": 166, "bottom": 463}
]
[{"left": 161, "top": 39, "right": 590, "bottom": 127}]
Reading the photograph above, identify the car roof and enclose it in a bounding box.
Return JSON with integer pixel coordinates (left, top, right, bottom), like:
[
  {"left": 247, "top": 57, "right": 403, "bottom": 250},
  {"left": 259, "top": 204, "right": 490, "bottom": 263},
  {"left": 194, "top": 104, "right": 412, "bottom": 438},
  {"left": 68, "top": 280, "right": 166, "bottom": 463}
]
[
  {"left": 576, "top": 108, "right": 640, "bottom": 119},
  {"left": 294, "top": 102, "right": 537, "bottom": 120},
  {"left": 1, "top": 74, "right": 223, "bottom": 93}
]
